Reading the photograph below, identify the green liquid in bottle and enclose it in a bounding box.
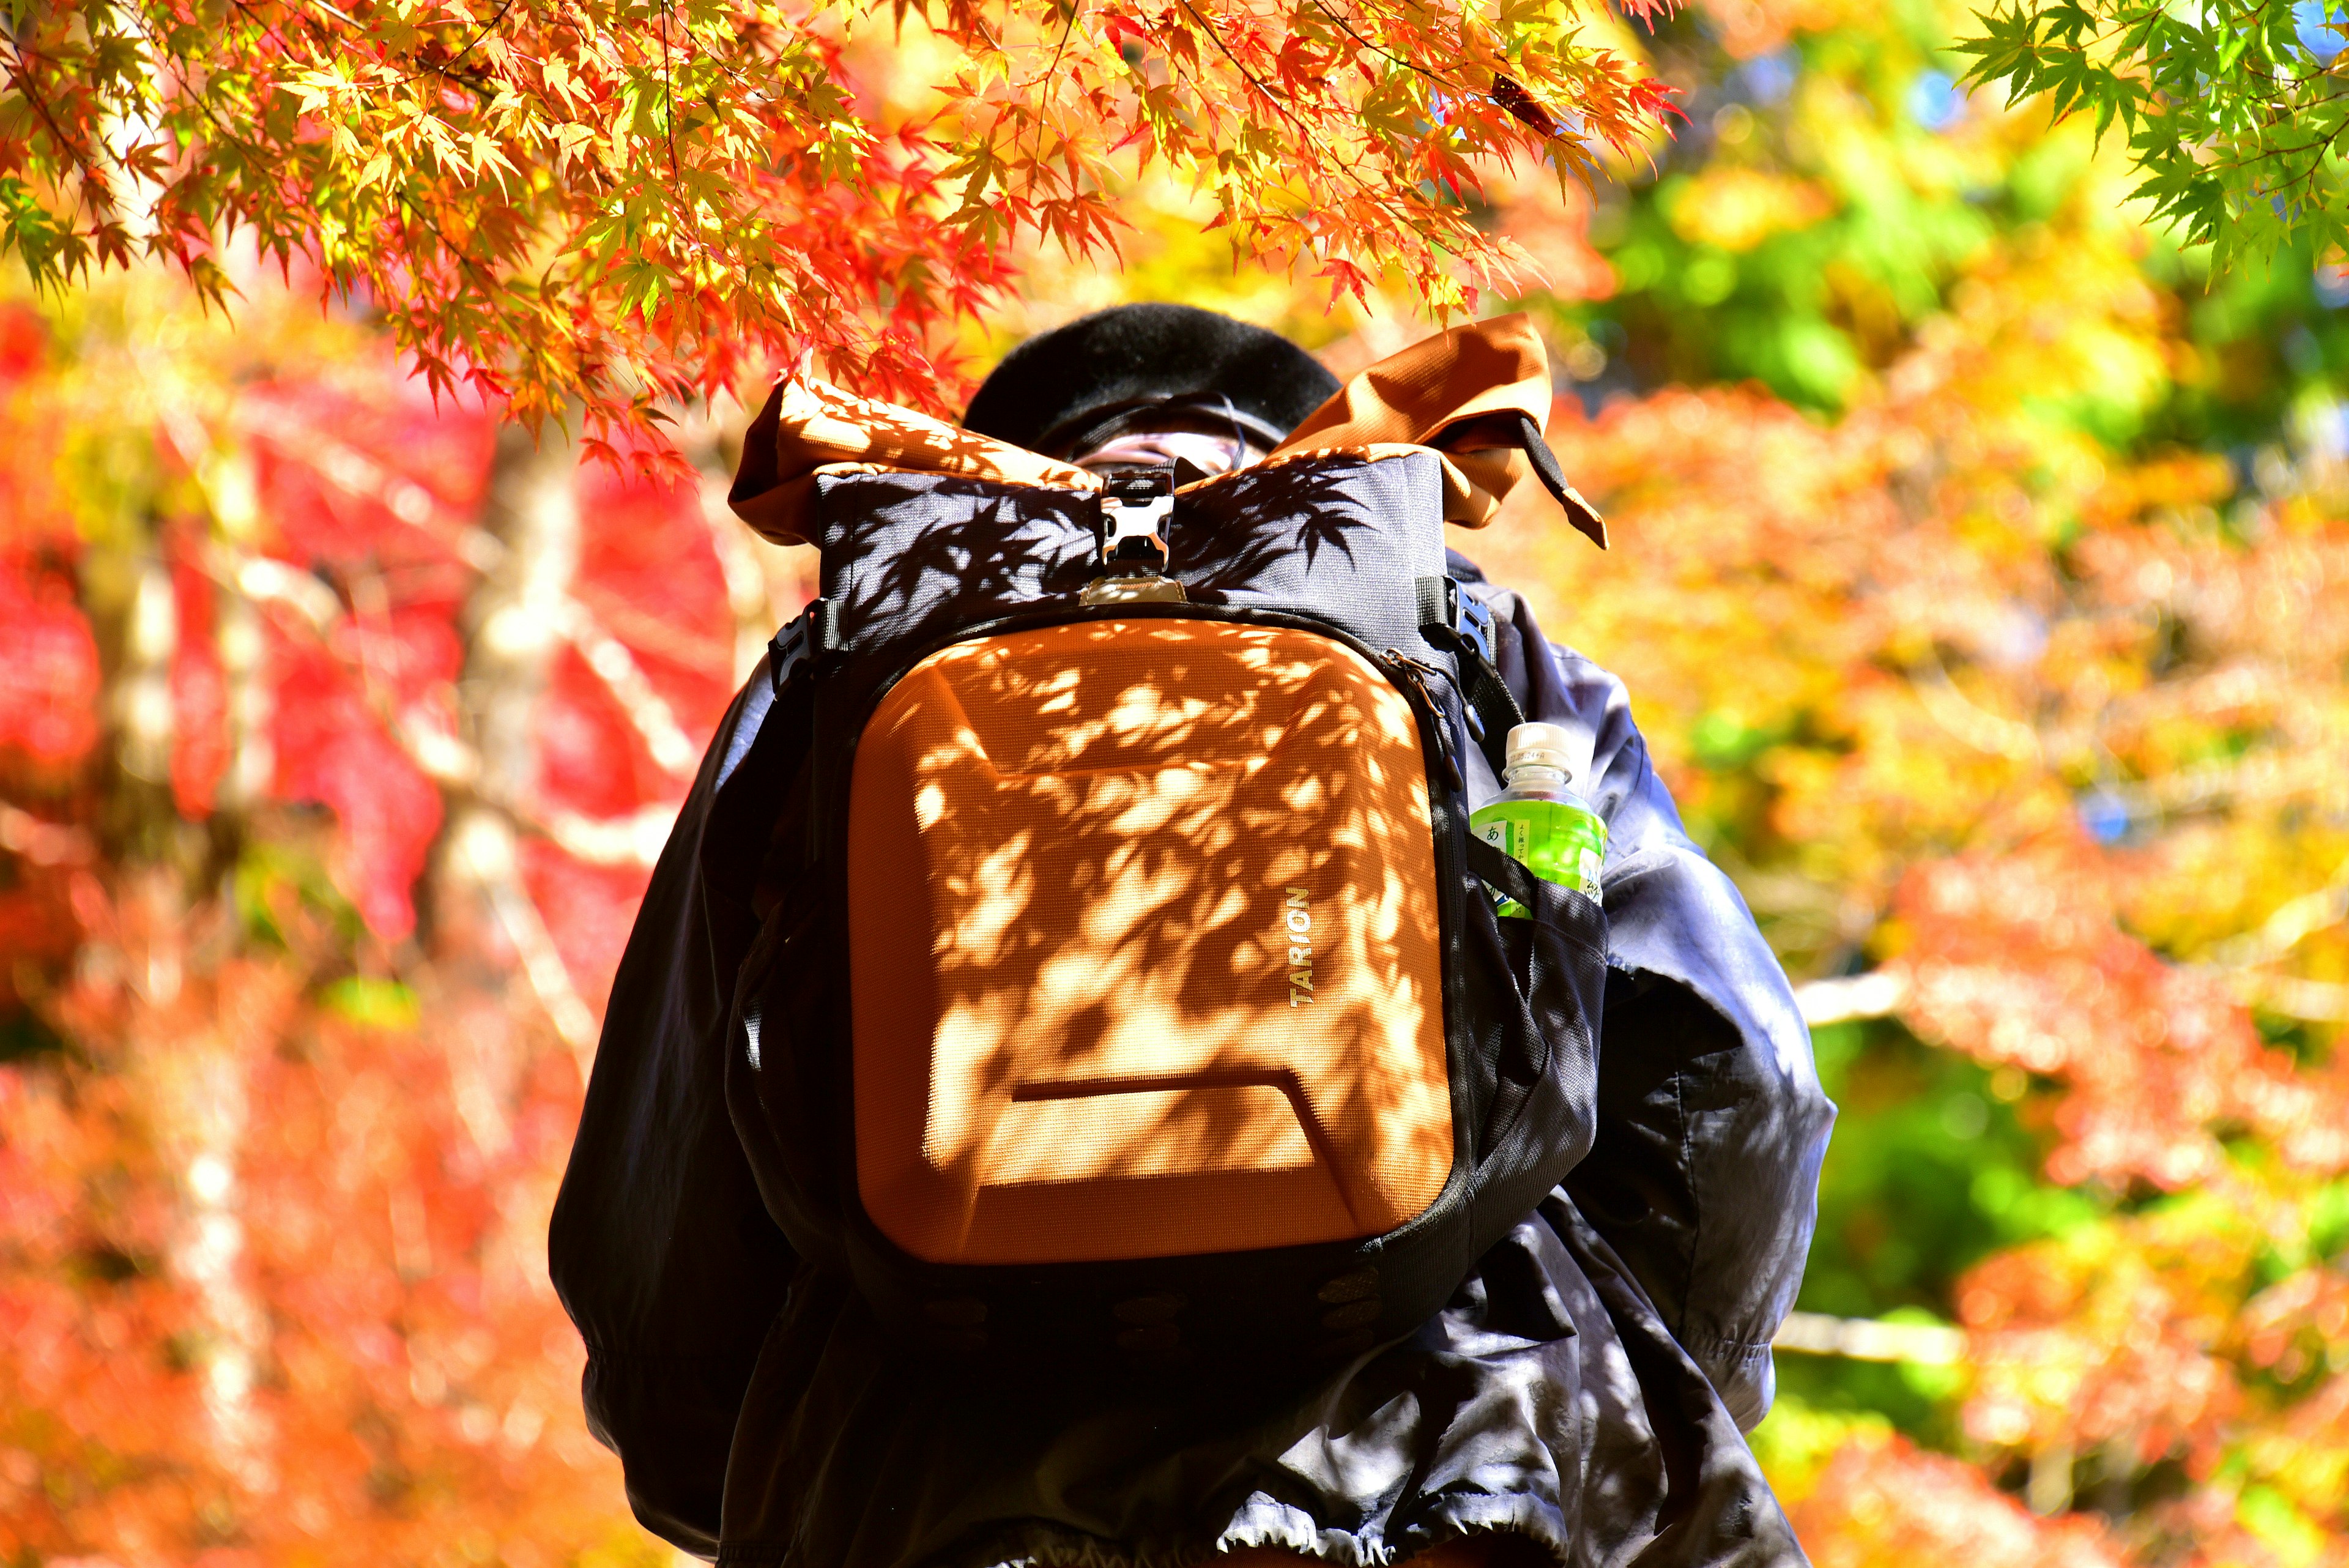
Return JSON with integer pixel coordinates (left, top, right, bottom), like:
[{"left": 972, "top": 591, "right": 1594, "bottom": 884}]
[{"left": 1468, "top": 723, "right": 1606, "bottom": 917}]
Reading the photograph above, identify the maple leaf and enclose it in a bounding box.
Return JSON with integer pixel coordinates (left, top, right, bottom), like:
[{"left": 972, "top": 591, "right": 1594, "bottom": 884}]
[
  {"left": 0, "top": 0, "right": 1679, "bottom": 451},
  {"left": 1491, "top": 74, "right": 1562, "bottom": 137}
]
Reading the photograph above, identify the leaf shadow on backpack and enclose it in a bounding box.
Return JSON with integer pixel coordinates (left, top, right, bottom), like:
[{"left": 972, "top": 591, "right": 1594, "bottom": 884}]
[
  {"left": 846, "top": 616, "right": 1453, "bottom": 1260},
  {"left": 1179, "top": 456, "right": 1449, "bottom": 614},
  {"left": 785, "top": 454, "right": 1464, "bottom": 1263},
  {"left": 820, "top": 474, "right": 1100, "bottom": 658},
  {"left": 817, "top": 454, "right": 1444, "bottom": 672}
]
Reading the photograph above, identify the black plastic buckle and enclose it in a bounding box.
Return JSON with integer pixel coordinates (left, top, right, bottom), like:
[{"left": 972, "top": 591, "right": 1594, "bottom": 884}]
[
  {"left": 1412, "top": 576, "right": 1523, "bottom": 775},
  {"left": 767, "top": 597, "right": 838, "bottom": 696},
  {"left": 1415, "top": 575, "right": 1496, "bottom": 666}
]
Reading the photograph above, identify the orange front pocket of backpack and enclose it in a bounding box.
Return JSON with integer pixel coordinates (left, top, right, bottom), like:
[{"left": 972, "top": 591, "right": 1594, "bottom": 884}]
[{"left": 846, "top": 618, "right": 1452, "bottom": 1265}]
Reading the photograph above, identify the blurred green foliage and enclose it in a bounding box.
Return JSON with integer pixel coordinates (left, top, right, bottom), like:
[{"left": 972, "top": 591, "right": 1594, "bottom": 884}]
[
  {"left": 1529, "top": 0, "right": 2349, "bottom": 459},
  {"left": 1785, "top": 1018, "right": 2103, "bottom": 1439}
]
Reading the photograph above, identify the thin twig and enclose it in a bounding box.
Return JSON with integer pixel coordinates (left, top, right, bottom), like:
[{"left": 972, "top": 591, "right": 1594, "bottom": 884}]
[
  {"left": 437, "top": 0, "right": 521, "bottom": 78},
  {"left": 661, "top": 0, "right": 682, "bottom": 183},
  {"left": 1310, "top": 0, "right": 1447, "bottom": 89}
]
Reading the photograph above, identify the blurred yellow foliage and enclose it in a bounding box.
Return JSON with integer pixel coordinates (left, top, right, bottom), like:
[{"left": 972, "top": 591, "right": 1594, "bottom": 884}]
[{"left": 1666, "top": 168, "right": 1839, "bottom": 253}]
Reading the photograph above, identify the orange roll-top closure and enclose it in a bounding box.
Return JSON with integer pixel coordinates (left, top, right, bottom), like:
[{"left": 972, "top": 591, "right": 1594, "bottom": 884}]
[{"left": 727, "top": 314, "right": 1598, "bottom": 546}]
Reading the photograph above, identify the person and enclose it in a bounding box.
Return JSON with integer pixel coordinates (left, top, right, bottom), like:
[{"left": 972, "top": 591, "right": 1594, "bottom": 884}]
[{"left": 550, "top": 303, "right": 1835, "bottom": 1568}]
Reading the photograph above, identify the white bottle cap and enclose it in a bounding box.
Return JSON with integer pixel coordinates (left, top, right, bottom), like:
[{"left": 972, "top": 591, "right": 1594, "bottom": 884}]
[{"left": 1504, "top": 722, "right": 1577, "bottom": 776}]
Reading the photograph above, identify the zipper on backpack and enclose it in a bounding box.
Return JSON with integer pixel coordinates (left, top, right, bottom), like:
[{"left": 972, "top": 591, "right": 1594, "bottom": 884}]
[
  {"left": 1382, "top": 651, "right": 1469, "bottom": 794},
  {"left": 1376, "top": 647, "right": 1480, "bottom": 1164}
]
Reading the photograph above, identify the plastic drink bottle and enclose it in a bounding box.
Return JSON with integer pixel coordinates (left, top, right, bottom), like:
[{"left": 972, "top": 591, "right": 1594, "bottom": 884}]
[{"left": 1468, "top": 722, "right": 1607, "bottom": 916}]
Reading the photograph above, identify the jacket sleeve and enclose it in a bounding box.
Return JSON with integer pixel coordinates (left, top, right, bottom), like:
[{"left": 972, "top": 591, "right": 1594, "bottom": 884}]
[
  {"left": 1454, "top": 552, "right": 1836, "bottom": 1430},
  {"left": 547, "top": 667, "right": 799, "bottom": 1559}
]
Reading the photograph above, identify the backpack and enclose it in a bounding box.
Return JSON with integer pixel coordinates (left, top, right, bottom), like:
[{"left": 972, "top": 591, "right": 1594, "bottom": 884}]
[{"left": 710, "top": 316, "right": 1611, "bottom": 1369}]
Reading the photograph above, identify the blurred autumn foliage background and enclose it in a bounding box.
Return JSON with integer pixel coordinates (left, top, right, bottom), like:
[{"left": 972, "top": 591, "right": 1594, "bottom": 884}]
[{"left": 7, "top": 0, "right": 2349, "bottom": 1565}]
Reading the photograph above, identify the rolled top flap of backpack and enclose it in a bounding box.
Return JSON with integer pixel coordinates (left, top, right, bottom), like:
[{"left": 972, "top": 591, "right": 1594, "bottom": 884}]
[
  {"left": 1273, "top": 313, "right": 1604, "bottom": 546},
  {"left": 730, "top": 379, "right": 1099, "bottom": 546},
  {"left": 728, "top": 314, "right": 1601, "bottom": 546}
]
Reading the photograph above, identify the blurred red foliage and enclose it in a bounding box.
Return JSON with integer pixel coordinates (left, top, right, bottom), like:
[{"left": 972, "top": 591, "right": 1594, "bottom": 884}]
[
  {"left": 1787, "top": 1438, "right": 2124, "bottom": 1568},
  {"left": 1894, "top": 844, "right": 2349, "bottom": 1189},
  {"left": 0, "top": 567, "right": 102, "bottom": 773},
  {"left": 0, "top": 291, "right": 752, "bottom": 1564}
]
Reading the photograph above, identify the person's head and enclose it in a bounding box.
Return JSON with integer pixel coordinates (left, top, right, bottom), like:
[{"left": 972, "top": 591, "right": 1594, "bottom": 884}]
[{"left": 962, "top": 304, "right": 1340, "bottom": 477}]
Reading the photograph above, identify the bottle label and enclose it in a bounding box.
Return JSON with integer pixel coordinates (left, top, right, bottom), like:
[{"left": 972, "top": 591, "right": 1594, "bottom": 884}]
[
  {"left": 1474, "top": 816, "right": 1521, "bottom": 859},
  {"left": 1468, "top": 799, "right": 1606, "bottom": 916}
]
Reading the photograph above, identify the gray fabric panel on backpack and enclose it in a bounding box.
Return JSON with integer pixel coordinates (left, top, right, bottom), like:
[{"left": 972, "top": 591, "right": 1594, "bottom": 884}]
[
  {"left": 816, "top": 474, "right": 1099, "bottom": 660},
  {"left": 1177, "top": 451, "right": 1450, "bottom": 663},
  {"left": 814, "top": 451, "right": 1453, "bottom": 674}
]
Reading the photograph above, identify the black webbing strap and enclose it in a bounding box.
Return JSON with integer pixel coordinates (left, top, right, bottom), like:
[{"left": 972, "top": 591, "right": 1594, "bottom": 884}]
[
  {"left": 1430, "top": 412, "right": 1607, "bottom": 548},
  {"left": 1508, "top": 414, "right": 1572, "bottom": 516},
  {"left": 1464, "top": 831, "right": 1543, "bottom": 916},
  {"left": 1416, "top": 576, "right": 1524, "bottom": 775},
  {"left": 1414, "top": 575, "right": 1491, "bottom": 663}
]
